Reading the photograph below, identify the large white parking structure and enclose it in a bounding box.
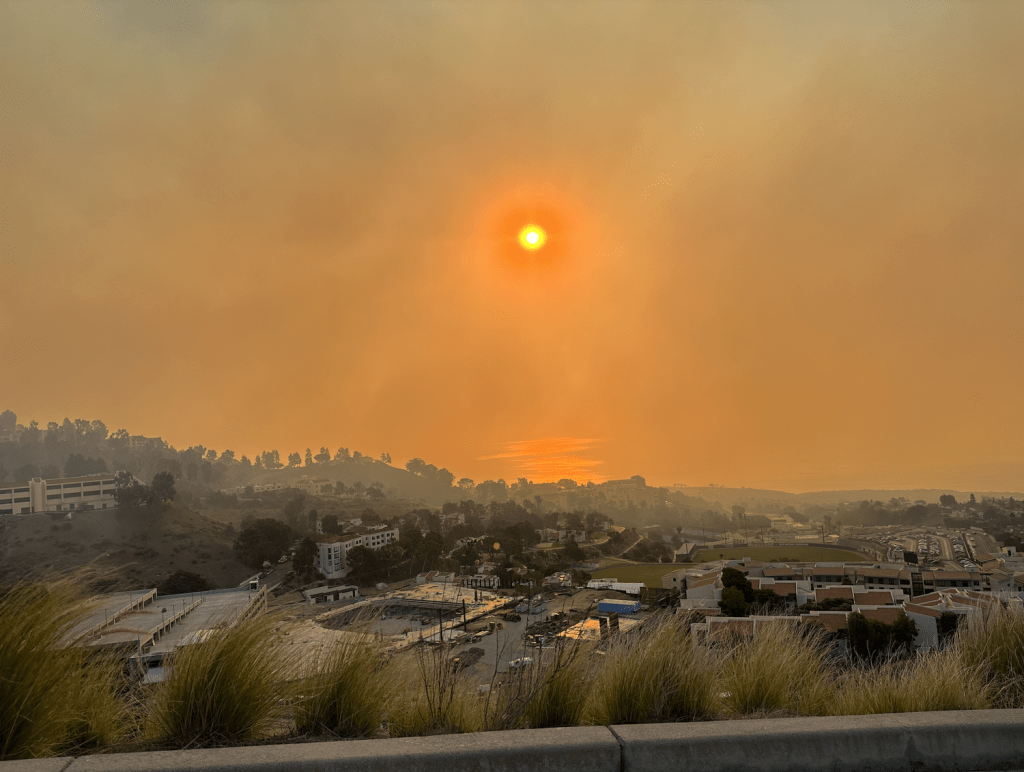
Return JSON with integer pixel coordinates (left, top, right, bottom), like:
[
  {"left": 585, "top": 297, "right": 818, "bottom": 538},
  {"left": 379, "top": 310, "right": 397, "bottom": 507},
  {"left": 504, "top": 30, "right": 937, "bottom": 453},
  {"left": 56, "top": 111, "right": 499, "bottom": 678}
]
[{"left": 0, "top": 472, "right": 124, "bottom": 515}]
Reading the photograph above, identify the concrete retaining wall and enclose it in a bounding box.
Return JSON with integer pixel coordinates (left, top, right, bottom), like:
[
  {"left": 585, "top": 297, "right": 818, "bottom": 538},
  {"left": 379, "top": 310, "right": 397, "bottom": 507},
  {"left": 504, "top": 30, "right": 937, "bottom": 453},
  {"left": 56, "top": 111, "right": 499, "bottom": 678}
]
[{"left": 4, "top": 710, "right": 1024, "bottom": 772}]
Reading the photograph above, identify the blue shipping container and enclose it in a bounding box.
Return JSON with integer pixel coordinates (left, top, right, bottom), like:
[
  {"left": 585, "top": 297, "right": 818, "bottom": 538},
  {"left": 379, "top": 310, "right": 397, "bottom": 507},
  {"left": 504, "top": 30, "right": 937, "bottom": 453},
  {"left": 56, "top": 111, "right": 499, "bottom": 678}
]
[{"left": 597, "top": 599, "right": 640, "bottom": 614}]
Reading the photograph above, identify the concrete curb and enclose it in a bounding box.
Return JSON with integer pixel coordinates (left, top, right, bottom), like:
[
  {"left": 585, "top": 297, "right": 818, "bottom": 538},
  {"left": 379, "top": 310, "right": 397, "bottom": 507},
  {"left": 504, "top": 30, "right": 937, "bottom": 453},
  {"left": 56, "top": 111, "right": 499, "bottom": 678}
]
[
  {"left": 3, "top": 710, "right": 1023, "bottom": 772},
  {"left": 612, "top": 709, "right": 1024, "bottom": 772}
]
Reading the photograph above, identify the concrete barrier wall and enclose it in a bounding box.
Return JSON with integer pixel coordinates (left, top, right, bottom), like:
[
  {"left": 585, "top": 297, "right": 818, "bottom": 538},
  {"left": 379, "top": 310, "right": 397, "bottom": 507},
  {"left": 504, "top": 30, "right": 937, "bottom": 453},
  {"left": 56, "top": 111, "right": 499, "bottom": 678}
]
[{"left": 5, "top": 710, "right": 1024, "bottom": 772}]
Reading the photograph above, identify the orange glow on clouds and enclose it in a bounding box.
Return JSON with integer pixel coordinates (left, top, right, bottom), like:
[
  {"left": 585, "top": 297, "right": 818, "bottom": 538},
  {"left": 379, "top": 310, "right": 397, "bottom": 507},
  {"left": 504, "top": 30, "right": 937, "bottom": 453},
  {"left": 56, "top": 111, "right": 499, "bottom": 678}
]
[{"left": 481, "top": 437, "right": 606, "bottom": 483}]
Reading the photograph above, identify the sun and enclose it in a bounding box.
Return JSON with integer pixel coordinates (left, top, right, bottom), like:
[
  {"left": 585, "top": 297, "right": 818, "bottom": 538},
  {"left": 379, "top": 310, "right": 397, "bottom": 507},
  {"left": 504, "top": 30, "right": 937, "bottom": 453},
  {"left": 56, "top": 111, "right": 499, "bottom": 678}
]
[{"left": 517, "top": 224, "right": 546, "bottom": 251}]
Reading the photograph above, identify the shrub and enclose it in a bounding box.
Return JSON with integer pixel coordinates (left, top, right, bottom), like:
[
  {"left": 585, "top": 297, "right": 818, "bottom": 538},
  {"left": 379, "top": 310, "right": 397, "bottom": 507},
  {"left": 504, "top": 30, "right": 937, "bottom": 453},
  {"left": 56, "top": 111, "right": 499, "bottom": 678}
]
[
  {"left": 588, "top": 612, "right": 720, "bottom": 725},
  {"left": 146, "top": 616, "right": 287, "bottom": 745},
  {"left": 0, "top": 580, "right": 127, "bottom": 759},
  {"left": 722, "top": 622, "right": 835, "bottom": 716}
]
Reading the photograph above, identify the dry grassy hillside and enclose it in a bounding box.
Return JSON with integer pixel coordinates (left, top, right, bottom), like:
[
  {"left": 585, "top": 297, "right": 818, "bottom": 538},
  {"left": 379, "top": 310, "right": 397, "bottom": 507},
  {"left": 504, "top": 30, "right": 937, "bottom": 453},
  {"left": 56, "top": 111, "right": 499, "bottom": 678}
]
[{"left": 0, "top": 502, "right": 252, "bottom": 590}]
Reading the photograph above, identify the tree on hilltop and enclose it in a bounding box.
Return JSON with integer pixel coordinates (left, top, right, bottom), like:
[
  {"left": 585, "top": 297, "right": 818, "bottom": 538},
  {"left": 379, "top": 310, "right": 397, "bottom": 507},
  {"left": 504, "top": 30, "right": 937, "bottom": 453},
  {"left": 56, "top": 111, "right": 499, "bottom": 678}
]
[
  {"left": 151, "top": 472, "right": 176, "bottom": 509},
  {"left": 0, "top": 410, "right": 16, "bottom": 432}
]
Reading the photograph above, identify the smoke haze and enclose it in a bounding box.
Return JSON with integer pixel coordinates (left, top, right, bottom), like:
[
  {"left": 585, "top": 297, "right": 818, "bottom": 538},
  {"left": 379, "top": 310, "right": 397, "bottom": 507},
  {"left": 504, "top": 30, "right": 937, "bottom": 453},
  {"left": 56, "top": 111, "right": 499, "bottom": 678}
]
[{"left": 2, "top": 1, "right": 1022, "bottom": 491}]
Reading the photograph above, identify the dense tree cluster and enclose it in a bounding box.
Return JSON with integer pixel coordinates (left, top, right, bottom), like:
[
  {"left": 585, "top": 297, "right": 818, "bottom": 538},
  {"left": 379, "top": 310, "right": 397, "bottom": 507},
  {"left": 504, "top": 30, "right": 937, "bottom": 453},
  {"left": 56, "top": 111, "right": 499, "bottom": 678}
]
[
  {"left": 846, "top": 611, "right": 918, "bottom": 659},
  {"left": 233, "top": 518, "right": 294, "bottom": 571},
  {"left": 717, "top": 567, "right": 787, "bottom": 617},
  {"left": 113, "top": 471, "right": 176, "bottom": 513},
  {"left": 64, "top": 453, "right": 108, "bottom": 477}
]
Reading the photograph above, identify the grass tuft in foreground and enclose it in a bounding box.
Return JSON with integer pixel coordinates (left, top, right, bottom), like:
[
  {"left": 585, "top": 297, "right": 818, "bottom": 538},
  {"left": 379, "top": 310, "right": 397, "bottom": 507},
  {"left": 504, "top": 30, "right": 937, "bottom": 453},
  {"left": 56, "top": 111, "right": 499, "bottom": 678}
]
[
  {"left": 588, "top": 612, "right": 720, "bottom": 725},
  {"left": 831, "top": 649, "right": 990, "bottom": 715},
  {"left": 295, "top": 636, "right": 394, "bottom": 738},
  {"left": 388, "top": 643, "right": 482, "bottom": 736},
  {"left": 146, "top": 615, "right": 288, "bottom": 746},
  {"left": 953, "top": 603, "right": 1024, "bottom": 708},
  {"left": 520, "top": 638, "right": 595, "bottom": 729},
  {"left": 722, "top": 621, "right": 836, "bottom": 716},
  {"left": 0, "top": 579, "right": 127, "bottom": 760}
]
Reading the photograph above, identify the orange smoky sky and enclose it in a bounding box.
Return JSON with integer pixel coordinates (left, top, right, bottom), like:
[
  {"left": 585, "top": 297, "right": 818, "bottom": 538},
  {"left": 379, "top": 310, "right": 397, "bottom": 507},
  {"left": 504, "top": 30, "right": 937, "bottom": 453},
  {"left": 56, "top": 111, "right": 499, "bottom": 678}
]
[
  {"left": 2, "top": 2, "right": 1023, "bottom": 492},
  {"left": 481, "top": 438, "right": 607, "bottom": 483}
]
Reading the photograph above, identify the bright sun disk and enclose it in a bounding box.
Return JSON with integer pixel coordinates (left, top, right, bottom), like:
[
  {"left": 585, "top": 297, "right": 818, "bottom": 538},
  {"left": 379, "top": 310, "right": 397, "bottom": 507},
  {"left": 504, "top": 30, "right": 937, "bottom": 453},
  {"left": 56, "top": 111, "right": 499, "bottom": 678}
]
[{"left": 518, "top": 224, "right": 546, "bottom": 251}]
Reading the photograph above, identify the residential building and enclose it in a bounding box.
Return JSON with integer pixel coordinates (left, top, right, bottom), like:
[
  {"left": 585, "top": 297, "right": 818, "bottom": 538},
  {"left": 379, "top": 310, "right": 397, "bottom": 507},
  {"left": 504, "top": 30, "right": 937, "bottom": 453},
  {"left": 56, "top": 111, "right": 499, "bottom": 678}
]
[
  {"left": 808, "top": 563, "right": 849, "bottom": 588},
  {"left": 920, "top": 570, "right": 983, "bottom": 593},
  {"left": 856, "top": 567, "right": 915, "bottom": 593},
  {"left": 314, "top": 524, "right": 399, "bottom": 579},
  {"left": 295, "top": 477, "right": 335, "bottom": 496},
  {"left": 128, "top": 435, "right": 165, "bottom": 451}
]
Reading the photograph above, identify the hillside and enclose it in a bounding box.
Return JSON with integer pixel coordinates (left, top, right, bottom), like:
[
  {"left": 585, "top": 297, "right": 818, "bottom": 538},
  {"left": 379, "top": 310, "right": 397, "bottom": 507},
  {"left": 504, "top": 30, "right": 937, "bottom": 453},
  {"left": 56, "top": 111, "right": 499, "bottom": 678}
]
[{"left": 0, "top": 502, "right": 251, "bottom": 590}]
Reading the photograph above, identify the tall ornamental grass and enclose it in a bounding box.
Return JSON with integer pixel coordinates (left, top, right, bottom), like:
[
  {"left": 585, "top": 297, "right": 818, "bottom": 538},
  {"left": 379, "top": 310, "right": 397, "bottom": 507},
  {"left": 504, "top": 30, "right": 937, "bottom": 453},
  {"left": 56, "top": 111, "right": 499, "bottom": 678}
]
[
  {"left": 295, "top": 638, "right": 394, "bottom": 738},
  {"left": 0, "top": 580, "right": 127, "bottom": 759},
  {"left": 388, "top": 643, "right": 482, "bottom": 736},
  {"left": 722, "top": 621, "right": 836, "bottom": 716},
  {"left": 146, "top": 616, "right": 288, "bottom": 746},
  {"left": 520, "top": 638, "right": 594, "bottom": 729},
  {"left": 588, "top": 612, "right": 720, "bottom": 725},
  {"left": 831, "top": 649, "right": 990, "bottom": 715},
  {"left": 953, "top": 603, "right": 1024, "bottom": 707},
  {"left": 475, "top": 636, "right": 594, "bottom": 731}
]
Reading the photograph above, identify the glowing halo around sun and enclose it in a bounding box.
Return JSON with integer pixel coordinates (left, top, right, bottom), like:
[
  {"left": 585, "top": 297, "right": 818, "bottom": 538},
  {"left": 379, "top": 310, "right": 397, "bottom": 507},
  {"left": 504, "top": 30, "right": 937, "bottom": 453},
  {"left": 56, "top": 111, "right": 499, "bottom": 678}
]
[{"left": 517, "top": 224, "right": 547, "bottom": 251}]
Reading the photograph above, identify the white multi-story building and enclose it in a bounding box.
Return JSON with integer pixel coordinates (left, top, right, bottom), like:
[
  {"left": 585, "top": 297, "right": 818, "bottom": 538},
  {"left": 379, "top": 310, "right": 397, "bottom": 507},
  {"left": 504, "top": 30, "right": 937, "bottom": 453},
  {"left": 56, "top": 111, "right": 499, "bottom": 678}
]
[
  {"left": 0, "top": 473, "right": 123, "bottom": 516},
  {"left": 315, "top": 524, "right": 399, "bottom": 579}
]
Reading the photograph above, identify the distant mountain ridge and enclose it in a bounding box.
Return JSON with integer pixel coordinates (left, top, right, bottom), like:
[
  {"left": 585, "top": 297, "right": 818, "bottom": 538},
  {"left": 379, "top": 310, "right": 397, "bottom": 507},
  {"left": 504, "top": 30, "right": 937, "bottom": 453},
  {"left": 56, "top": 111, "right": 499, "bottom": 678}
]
[{"left": 671, "top": 486, "right": 1024, "bottom": 507}]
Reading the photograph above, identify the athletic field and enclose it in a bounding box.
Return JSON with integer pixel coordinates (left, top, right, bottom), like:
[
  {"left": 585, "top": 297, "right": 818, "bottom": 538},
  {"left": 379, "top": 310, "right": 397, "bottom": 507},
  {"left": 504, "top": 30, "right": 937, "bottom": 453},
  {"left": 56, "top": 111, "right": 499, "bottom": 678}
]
[
  {"left": 691, "top": 546, "right": 867, "bottom": 563},
  {"left": 588, "top": 563, "right": 677, "bottom": 587}
]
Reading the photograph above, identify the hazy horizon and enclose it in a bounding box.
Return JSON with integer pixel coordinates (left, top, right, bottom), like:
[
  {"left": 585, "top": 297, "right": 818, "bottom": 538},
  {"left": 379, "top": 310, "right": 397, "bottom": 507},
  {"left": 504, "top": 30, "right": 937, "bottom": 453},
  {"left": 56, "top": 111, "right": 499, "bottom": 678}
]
[{"left": 3, "top": 2, "right": 1022, "bottom": 493}]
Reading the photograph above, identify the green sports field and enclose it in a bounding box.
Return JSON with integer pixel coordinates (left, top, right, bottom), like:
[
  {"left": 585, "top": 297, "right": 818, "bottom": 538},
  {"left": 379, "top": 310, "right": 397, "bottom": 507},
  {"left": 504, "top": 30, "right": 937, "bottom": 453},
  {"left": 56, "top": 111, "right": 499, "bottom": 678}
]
[
  {"left": 691, "top": 546, "right": 867, "bottom": 563},
  {"left": 588, "top": 563, "right": 677, "bottom": 587}
]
